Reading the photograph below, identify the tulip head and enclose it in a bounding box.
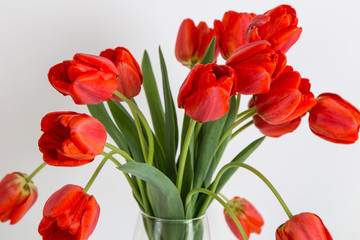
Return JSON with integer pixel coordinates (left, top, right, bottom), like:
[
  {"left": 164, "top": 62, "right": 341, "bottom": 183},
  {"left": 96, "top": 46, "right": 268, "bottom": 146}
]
[
  {"left": 224, "top": 197, "right": 264, "bottom": 240},
  {"left": 226, "top": 40, "right": 286, "bottom": 95},
  {"left": 246, "top": 4, "right": 302, "bottom": 53},
  {"left": 309, "top": 93, "right": 360, "bottom": 144},
  {"left": 175, "top": 19, "right": 219, "bottom": 68},
  {"left": 0, "top": 172, "right": 38, "bottom": 224},
  {"left": 178, "top": 63, "right": 236, "bottom": 123},
  {"left": 214, "top": 11, "right": 256, "bottom": 60},
  {"left": 255, "top": 66, "right": 316, "bottom": 124},
  {"left": 38, "top": 111, "right": 107, "bottom": 167},
  {"left": 100, "top": 47, "right": 143, "bottom": 101},
  {"left": 48, "top": 53, "right": 118, "bottom": 105},
  {"left": 276, "top": 212, "right": 333, "bottom": 240},
  {"left": 38, "top": 184, "right": 100, "bottom": 240}
]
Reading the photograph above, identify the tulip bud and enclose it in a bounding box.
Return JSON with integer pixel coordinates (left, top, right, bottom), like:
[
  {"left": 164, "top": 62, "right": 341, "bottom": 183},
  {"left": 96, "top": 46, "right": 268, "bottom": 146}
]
[
  {"left": 100, "top": 47, "right": 143, "bottom": 101},
  {"left": 177, "top": 63, "right": 236, "bottom": 123},
  {"left": 246, "top": 5, "right": 302, "bottom": 53},
  {"left": 48, "top": 53, "right": 118, "bottom": 104},
  {"left": 309, "top": 93, "right": 360, "bottom": 144},
  {"left": 214, "top": 11, "right": 256, "bottom": 60},
  {"left": 175, "top": 19, "right": 219, "bottom": 68},
  {"left": 276, "top": 212, "right": 333, "bottom": 240},
  {"left": 38, "top": 111, "right": 107, "bottom": 167},
  {"left": 0, "top": 172, "right": 38, "bottom": 224},
  {"left": 224, "top": 197, "right": 264, "bottom": 240}
]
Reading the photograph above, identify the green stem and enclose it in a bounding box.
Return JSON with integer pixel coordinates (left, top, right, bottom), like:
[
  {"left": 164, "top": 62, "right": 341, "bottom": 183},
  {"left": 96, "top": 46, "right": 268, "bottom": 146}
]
[
  {"left": 236, "top": 107, "right": 256, "bottom": 120},
  {"left": 201, "top": 162, "right": 293, "bottom": 219},
  {"left": 26, "top": 162, "right": 47, "bottom": 182},
  {"left": 230, "top": 120, "right": 254, "bottom": 140},
  {"left": 130, "top": 107, "right": 148, "bottom": 163},
  {"left": 83, "top": 151, "right": 116, "bottom": 193},
  {"left": 235, "top": 93, "right": 241, "bottom": 114},
  {"left": 193, "top": 122, "right": 202, "bottom": 145},
  {"left": 105, "top": 142, "right": 135, "bottom": 162},
  {"left": 113, "top": 91, "right": 154, "bottom": 165},
  {"left": 185, "top": 188, "right": 248, "bottom": 240},
  {"left": 176, "top": 119, "right": 197, "bottom": 193},
  {"left": 218, "top": 192, "right": 231, "bottom": 204}
]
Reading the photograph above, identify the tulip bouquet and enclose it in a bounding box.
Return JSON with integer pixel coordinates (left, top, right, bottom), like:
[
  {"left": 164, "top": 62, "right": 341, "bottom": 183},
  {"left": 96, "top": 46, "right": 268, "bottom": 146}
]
[{"left": 1, "top": 4, "right": 359, "bottom": 240}]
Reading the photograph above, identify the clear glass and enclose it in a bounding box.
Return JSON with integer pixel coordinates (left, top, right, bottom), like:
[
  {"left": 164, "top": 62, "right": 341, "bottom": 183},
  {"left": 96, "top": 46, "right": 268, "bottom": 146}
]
[{"left": 133, "top": 212, "right": 211, "bottom": 240}]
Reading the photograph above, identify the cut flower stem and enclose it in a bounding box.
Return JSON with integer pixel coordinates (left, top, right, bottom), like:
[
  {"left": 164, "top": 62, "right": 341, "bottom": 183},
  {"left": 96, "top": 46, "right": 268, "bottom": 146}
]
[{"left": 26, "top": 162, "right": 47, "bottom": 182}]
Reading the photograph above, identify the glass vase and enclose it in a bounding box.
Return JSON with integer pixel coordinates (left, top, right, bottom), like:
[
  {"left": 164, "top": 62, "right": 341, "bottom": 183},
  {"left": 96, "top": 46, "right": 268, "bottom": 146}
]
[{"left": 132, "top": 212, "right": 211, "bottom": 240}]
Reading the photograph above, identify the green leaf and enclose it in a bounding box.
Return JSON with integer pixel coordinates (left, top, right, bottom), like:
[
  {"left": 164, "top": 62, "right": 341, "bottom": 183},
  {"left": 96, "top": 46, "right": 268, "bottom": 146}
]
[
  {"left": 118, "top": 162, "right": 185, "bottom": 219},
  {"left": 141, "top": 51, "right": 166, "bottom": 148},
  {"left": 107, "top": 101, "right": 145, "bottom": 162},
  {"left": 159, "top": 47, "right": 178, "bottom": 182},
  {"left": 87, "top": 103, "right": 128, "bottom": 151},
  {"left": 200, "top": 37, "right": 216, "bottom": 65}
]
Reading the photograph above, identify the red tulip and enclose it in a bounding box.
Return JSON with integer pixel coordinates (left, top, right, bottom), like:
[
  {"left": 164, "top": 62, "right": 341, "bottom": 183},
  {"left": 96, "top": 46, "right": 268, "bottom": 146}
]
[
  {"left": 276, "top": 212, "right": 333, "bottom": 240},
  {"left": 224, "top": 197, "right": 264, "bottom": 240},
  {"left": 178, "top": 63, "right": 236, "bottom": 123},
  {"left": 100, "top": 47, "right": 143, "bottom": 101},
  {"left": 309, "top": 93, "right": 360, "bottom": 144},
  {"left": 246, "top": 5, "right": 302, "bottom": 53},
  {"left": 214, "top": 11, "right": 256, "bottom": 60},
  {"left": 0, "top": 172, "right": 38, "bottom": 224},
  {"left": 226, "top": 40, "right": 286, "bottom": 95},
  {"left": 175, "top": 19, "right": 219, "bottom": 68},
  {"left": 255, "top": 66, "right": 316, "bottom": 124},
  {"left": 38, "top": 184, "right": 100, "bottom": 240},
  {"left": 48, "top": 53, "right": 118, "bottom": 104},
  {"left": 38, "top": 111, "right": 107, "bottom": 167}
]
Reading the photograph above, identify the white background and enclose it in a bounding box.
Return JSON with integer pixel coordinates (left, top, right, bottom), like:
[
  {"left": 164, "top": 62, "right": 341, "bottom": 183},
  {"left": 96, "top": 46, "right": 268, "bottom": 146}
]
[{"left": 0, "top": 0, "right": 359, "bottom": 239}]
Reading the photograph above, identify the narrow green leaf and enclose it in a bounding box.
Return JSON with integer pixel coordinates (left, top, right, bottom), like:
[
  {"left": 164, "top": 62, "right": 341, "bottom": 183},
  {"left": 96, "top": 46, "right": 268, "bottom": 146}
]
[
  {"left": 87, "top": 103, "right": 128, "bottom": 151},
  {"left": 141, "top": 51, "right": 166, "bottom": 148},
  {"left": 200, "top": 37, "right": 216, "bottom": 65},
  {"left": 159, "top": 47, "right": 178, "bottom": 181},
  {"left": 118, "top": 162, "right": 185, "bottom": 219}
]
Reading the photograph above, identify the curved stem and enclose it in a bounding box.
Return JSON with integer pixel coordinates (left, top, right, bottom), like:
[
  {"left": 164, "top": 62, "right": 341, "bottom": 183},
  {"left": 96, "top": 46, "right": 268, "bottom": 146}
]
[
  {"left": 236, "top": 107, "right": 256, "bottom": 120},
  {"left": 113, "top": 91, "right": 154, "bottom": 165},
  {"left": 83, "top": 151, "right": 116, "bottom": 193},
  {"left": 176, "top": 119, "right": 197, "bottom": 193},
  {"left": 130, "top": 107, "right": 148, "bottom": 163},
  {"left": 105, "top": 142, "right": 135, "bottom": 162},
  {"left": 26, "top": 162, "right": 47, "bottom": 182},
  {"left": 201, "top": 162, "right": 293, "bottom": 219},
  {"left": 185, "top": 188, "right": 248, "bottom": 240},
  {"left": 231, "top": 120, "right": 254, "bottom": 140},
  {"left": 218, "top": 192, "right": 231, "bottom": 204}
]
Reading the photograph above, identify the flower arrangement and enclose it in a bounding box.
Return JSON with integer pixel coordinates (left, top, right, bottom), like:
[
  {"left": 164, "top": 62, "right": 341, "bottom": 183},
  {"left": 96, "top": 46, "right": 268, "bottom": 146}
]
[{"left": 1, "top": 3, "right": 359, "bottom": 240}]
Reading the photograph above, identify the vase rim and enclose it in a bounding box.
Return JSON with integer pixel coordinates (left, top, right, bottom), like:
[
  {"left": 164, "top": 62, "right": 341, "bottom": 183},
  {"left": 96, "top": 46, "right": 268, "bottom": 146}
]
[{"left": 140, "top": 211, "right": 207, "bottom": 223}]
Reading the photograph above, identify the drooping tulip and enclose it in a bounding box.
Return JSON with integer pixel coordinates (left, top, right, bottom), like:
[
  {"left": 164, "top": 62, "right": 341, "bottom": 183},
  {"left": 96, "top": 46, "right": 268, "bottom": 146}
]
[
  {"left": 38, "top": 184, "right": 100, "bottom": 240},
  {"left": 309, "top": 93, "right": 360, "bottom": 144},
  {"left": 48, "top": 53, "right": 118, "bottom": 104},
  {"left": 100, "top": 47, "right": 143, "bottom": 101},
  {"left": 246, "top": 4, "right": 302, "bottom": 53},
  {"left": 226, "top": 40, "right": 286, "bottom": 95},
  {"left": 254, "top": 66, "right": 316, "bottom": 124},
  {"left": 178, "top": 63, "right": 236, "bottom": 123},
  {"left": 214, "top": 11, "right": 256, "bottom": 60},
  {"left": 175, "top": 19, "right": 219, "bottom": 68},
  {"left": 224, "top": 197, "right": 264, "bottom": 240},
  {"left": 276, "top": 212, "right": 333, "bottom": 240},
  {"left": 0, "top": 172, "right": 38, "bottom": 224},
  {"left": 38, "top": 111, "right": 107, "bottom": 167}
]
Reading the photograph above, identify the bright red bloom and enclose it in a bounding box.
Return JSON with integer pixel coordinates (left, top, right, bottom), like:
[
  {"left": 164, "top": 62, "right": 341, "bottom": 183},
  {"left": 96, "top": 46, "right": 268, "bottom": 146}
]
[
  {"left": 38, "top": 111, "right": 107, "bottom": 167},
  {"left": 178, "top": 64, "right": 236, "bottom": 123},
  {"left": 38, "top": 184, "right": 100, "bottom": 240},
  {"left": 246, "top": 5, "right": 302, "bottom": 53},
  {"left": 100, "top": 47, "right": 143, "bottom": 101},
  {"left": 0, "top": 172, "right": 38, "bottom": 224},
  {"left": 224, "top": 197, "right": 264, "bottom": 240},
  {"left": 276, "top": 212, "right": 333, "bottom": 240},
  {"left": 226, "top": 40, "right": 286, "bottom": 95},
  {"left": 214, "top": 11, "right": 256, "bottom": 60},
  {"left": 309, "top": 93, "right": 360, "bottom": 144},
  {"left": 255, "top": 66, "right": 316, "bottom": 124},
  {"left": 48, "top": 53, "right": 118, "bottom": 104},
  {"left": 175, "top": 19, "right": 219, "bottom": 68}
]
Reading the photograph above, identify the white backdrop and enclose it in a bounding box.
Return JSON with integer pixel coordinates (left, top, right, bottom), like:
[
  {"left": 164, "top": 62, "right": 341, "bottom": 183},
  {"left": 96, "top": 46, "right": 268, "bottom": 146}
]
[{"left": 0, "top": 0, "right": 359, "bottom": 239}]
